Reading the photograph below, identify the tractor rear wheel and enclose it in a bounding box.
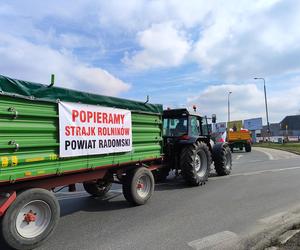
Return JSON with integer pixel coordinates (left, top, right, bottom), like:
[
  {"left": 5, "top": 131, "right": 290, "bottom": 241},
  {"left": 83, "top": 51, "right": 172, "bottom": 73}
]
[
  {"left": 213, "top": 143, "right": 232, "bottom": 176},
  {"left": 180, "top": 141, "right": 211, "bottom": 186}
]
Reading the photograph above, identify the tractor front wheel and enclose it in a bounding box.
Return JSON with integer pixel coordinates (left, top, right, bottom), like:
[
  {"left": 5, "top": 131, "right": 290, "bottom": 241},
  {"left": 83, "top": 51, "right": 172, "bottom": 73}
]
[{"left": 213, "top": 143, "right": 232, "bottom": 176}]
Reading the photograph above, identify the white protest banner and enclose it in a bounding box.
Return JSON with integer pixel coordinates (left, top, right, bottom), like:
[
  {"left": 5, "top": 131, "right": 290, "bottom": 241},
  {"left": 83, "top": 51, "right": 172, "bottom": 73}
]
[{"left": 59, "top": 102, "right": 132, "bottom": 157}]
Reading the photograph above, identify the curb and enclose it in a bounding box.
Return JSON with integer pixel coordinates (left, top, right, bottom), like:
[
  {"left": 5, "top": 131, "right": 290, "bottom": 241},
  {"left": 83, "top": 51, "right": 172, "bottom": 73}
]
[{"left": 240, "top": 205, "right": 300, "bottom": 249}]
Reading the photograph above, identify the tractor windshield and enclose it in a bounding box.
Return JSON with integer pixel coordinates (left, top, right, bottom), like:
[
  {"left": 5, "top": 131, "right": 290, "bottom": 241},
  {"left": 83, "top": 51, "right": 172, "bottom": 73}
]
[{"left": 163, "top": 117, "right": 188, "bottom": 137}]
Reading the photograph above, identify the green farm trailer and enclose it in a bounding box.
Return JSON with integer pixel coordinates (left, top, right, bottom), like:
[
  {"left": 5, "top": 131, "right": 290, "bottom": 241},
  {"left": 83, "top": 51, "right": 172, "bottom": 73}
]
[{"left": 0, "top": 75, "right": 232, "bottom": 250}]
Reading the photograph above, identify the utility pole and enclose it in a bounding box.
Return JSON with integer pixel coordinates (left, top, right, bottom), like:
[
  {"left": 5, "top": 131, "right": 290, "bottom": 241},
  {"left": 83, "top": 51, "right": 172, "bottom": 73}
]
[
  {"left": 254, "top": 77, "right": 270, "bottom": 142},
  {"left": 228, "top": 91, "right": 232, "bottom": 123}
]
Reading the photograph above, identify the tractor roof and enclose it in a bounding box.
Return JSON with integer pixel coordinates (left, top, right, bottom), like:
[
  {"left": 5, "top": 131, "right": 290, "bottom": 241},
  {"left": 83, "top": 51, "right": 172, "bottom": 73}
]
[{"left": 163, "top": 108, "right": 202, "bottom": 118}]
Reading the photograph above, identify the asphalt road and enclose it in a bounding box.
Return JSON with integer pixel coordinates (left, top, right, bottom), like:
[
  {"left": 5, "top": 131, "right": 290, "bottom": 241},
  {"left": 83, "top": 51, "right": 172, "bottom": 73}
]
[{"left": 4, "top": 147, "right": 300, "bottom": 250}]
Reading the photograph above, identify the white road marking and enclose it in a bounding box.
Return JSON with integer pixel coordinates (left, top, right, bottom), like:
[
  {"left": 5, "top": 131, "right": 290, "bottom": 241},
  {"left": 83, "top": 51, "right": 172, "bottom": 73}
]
[
  {"left": 236, "top": 155, "right": 243, "bottom": 160},
  {"left": 257, "top": 148, "right": 274, "bottom": 160},
  {"left": 210, "top": 166, "right": 300, "bottom": 180},
  {"left": 188, "top": 231, "right": 240, "bottom": 250},
  {"left": 253, "top": 147, "right": 300, "bottom": 160}
]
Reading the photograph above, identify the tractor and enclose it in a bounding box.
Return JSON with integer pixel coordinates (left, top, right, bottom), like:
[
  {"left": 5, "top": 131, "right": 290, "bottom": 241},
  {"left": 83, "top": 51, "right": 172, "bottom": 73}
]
[{"left": 157, "top": 108, "right": 232, "bottom": 185}]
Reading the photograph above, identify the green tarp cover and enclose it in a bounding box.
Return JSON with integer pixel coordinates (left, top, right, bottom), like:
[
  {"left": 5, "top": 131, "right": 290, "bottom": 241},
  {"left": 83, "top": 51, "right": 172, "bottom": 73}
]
[{"left": 0, "top": 75, "right": 163, "bottom": 114}]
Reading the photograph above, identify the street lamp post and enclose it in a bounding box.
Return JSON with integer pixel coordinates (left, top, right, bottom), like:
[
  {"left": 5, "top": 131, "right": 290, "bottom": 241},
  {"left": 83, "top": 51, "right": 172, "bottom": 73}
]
[
  {"left": 228, "top": 91, "right": 232, "bottom": 123},
  {"left": 254, "top": 77, "right": 270, "bottom": 141}
]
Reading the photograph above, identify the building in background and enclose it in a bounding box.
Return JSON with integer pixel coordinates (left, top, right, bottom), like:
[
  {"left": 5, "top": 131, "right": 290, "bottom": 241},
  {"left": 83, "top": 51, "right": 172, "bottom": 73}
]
[
  {"left": 280, "top": 115, "right": 300, "bottom": 136},
  {"left": 244, "top": 118, "right": 263, "bottom": 142},
  {"left": 261, "top": 123, "right": 283, "bottom": 137},
  {"left": 212, "top": 115, "right": 300, "bottom": 143},
  {"left": 259, "top": 115, "right": 300, "bottom": 142}
]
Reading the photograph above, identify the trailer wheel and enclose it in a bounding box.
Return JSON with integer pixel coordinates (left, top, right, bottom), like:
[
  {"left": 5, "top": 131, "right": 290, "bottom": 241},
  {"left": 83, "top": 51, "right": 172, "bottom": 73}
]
[
  {"left": 83, "top": 179, "right": 112, "bottom": 197},
  {"left": 213, "top": 143, "right": 232, "bottom": 176},
  {"left": 122, "top": 167, "right": 154, "bottom": 205},
  {"left": 180, "top": 141, "right": 211, "bottom": 186},
  {"left": 245, "top": 143, "right": 252, "bottom": 152},
  {"left": 1, "top": 188, "right": 60, "bottom": 250}
]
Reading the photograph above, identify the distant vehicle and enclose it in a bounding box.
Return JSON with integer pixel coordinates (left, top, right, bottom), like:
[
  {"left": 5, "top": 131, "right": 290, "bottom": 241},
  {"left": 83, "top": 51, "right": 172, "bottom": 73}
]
[{"left": 228, "top": 128, "right": 252, "bottom": 152}]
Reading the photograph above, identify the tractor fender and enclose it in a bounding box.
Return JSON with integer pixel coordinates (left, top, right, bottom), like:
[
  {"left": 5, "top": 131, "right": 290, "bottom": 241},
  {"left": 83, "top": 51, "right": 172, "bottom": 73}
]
[{"left": 177, "top": 137, "right": 198, "bottom": 145}]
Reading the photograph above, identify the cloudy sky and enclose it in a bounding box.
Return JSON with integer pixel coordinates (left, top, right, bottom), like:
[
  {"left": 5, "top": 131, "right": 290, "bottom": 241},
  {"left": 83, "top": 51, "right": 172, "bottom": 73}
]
[{"left": 0, "top": 0, "right": 299, "bottom": 123}]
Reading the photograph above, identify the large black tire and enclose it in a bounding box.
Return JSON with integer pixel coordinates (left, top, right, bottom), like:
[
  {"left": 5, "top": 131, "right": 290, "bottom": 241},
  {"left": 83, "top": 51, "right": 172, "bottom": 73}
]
[
  {"left": 83, "top": 179, "right": 112, "bottom": 197},
  {"left": 213, "top": 143, "right": 232, "bottom": 176},
  {"left": 180, "top": 141, "right": 211, "bottom": 186},
  {"left": 1, "top": 188, "right": 60, "bottom": 250},
  {"left": 122, "top": 167, "right": 155, "bottom": 205},
  {"left": 245, "top": 143, "right": 252, "bottom": 152}
]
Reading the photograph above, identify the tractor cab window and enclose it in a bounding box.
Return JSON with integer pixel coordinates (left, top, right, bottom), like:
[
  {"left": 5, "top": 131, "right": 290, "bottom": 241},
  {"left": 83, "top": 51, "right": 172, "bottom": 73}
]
[
  {"left": 201, "top": 117, "right": 209, "bottom": 135},
  {"left": 189, "top": 116, "right": 200, "bottom": 137},
  {"left": 163, "top": 117, "right": 188, "bottom": 136}
]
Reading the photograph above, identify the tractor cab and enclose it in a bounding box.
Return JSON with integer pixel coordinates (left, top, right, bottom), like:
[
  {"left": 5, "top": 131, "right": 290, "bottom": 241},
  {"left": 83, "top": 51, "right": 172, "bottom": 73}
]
[{"left": 162, "top": 108, "right": 212, "bottom": 141}]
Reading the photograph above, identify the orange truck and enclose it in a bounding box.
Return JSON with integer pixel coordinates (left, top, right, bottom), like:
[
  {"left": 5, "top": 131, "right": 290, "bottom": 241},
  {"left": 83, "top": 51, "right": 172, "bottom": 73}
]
[{"left": 228, "top": 129, "right": 252, "bottom": 152}]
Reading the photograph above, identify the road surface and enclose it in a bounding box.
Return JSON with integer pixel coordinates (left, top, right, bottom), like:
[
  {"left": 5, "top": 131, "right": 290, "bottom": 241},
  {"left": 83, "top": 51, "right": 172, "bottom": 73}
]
[{"left": 3, "top": 147, "right": 300, "bottom": 250}]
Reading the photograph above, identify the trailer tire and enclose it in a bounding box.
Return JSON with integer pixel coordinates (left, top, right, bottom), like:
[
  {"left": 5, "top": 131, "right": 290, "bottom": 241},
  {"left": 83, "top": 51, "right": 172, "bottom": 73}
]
[
  {"left": 180, "top": 141, "right": 211, "bottom": 186},
  {"left": 245, "top": 143, "right": 252, "bottom": 152},
  {"left": 1, "top": 188, "right": 60, "bottom": 250},
  {"left": 122, "top": 167, "right": 154, "bottom": 206},
  {"left": 83, "top": 180, "right": 112, "bottom": 197},
  {"left": 213, "top": 143, "right": 232, "bottom": 176}
]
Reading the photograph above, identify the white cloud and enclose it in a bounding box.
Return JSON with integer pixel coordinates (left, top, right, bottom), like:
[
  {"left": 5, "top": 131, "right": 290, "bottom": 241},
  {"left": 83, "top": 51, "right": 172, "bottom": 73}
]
[
  {"left": 0, "top": 35, "right": 130, "bottom": 96},
  {"left": 123, "top": 22, "right": 191, "bottom": 70},
  {"left": 192, "top": 0, "right": 300, "bottom": 79},
  {"left": 187, "top": 83, "right": 300, "bottom": 123}
]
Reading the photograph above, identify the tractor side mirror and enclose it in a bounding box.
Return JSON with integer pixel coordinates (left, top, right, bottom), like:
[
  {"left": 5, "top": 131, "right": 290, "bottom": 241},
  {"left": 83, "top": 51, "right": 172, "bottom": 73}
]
[{"left": 212, "top": 114, "right": 216, "bottom": 123}]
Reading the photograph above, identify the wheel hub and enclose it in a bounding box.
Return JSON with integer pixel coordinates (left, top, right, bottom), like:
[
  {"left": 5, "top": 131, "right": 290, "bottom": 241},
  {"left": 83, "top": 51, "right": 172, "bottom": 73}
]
[
  {"left": 136, "top": 175, "right": 151, "bottom": 199},
  {"left": 194, "top": 154, "right": 201, "bottom": 172},
  {"left": 23, "top": 210, "right": 37, "bottom": 224},
  {"left": 16, "top": 200, "right": 52, "bottom": 238}
]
